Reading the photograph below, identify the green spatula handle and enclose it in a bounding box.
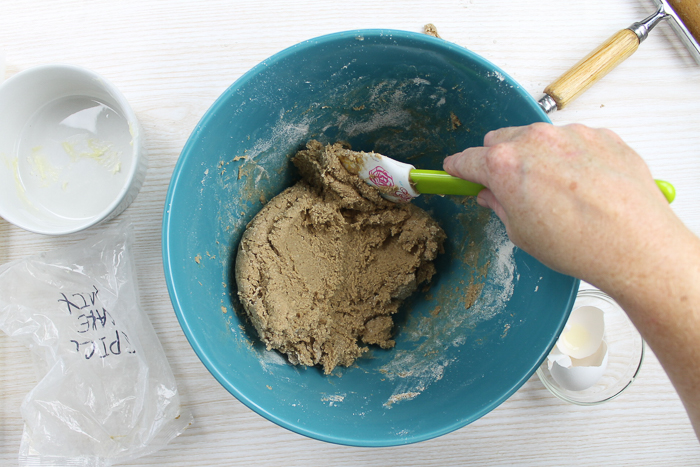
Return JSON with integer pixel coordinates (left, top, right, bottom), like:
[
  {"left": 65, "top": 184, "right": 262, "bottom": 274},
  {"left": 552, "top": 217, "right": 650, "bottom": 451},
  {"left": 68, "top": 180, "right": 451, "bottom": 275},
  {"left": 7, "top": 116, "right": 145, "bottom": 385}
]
[
  {"left": 410, "top": 170, "right": 483, "bottom": 196},
  {"left": 410, "top": 169, "right": 676, "bottom": 204},
  {"left": 655, "top": 179, "right": 676, "bottom": 204}
]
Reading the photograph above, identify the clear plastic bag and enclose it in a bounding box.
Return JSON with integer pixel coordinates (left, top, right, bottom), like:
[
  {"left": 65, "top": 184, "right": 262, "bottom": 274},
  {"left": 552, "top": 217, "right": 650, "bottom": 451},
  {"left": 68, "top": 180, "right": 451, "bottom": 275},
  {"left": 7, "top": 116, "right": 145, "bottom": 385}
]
[{"left": 0, "top": 221, "right": 192, "bottom": 466}]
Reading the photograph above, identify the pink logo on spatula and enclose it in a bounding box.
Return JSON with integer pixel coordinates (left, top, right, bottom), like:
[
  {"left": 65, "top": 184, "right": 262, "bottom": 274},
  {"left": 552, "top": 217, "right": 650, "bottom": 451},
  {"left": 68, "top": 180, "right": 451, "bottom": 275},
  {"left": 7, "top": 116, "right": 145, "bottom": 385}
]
[
  {"left": 368, "top": 166, "right": 394, "bottom": 187},
  {"left": 393, "top": 187, "right": 413, "bottom": 202}
]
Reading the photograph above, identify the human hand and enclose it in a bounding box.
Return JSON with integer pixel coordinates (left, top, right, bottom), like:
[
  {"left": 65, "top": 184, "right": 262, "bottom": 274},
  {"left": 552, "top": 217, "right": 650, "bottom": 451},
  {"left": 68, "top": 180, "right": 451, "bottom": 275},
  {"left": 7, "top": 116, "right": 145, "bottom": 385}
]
[
  {"left": 445, "top": 122, "right": 700, "bottom": 440},
  {"left": 443, "top": 123, "right": 678, "bottom": 291}
]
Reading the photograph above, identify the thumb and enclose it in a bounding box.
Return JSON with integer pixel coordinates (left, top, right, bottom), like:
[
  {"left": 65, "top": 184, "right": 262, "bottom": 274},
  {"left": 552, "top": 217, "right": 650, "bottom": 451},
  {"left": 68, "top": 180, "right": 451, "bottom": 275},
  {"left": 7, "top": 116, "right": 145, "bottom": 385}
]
[{"left": 477, "top": 188, "right": 509, "bottom": 229}]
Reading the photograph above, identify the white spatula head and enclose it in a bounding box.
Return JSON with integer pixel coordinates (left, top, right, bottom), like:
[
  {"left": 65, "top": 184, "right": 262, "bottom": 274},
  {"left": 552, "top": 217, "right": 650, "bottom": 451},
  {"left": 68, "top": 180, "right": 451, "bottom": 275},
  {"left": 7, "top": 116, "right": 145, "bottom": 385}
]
[{"left": 338, "top": 150, "right": 419, "bottom": 203}]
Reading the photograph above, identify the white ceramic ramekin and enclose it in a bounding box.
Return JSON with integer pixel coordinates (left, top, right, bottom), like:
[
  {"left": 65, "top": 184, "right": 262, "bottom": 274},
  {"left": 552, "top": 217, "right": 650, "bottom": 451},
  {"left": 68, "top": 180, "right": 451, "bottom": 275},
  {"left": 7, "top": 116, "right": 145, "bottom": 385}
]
[{"left": 0, "top": 64, "right": 146, "bottom": 235}]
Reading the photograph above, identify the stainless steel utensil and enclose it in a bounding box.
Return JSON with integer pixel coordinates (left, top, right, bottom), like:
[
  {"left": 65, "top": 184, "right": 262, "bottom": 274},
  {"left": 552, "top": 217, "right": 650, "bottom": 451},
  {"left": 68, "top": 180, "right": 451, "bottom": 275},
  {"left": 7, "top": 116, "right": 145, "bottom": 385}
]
[{"left": 538, "top": 0, "right": 700, "bottom": 113}]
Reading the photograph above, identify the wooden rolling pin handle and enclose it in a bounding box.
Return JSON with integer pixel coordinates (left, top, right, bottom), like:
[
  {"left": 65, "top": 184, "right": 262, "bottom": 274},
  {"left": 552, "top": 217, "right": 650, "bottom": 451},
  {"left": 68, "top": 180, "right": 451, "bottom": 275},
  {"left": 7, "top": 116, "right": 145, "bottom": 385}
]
[{"left": 544, "top": 29, "right": 640, "bottom": 111}]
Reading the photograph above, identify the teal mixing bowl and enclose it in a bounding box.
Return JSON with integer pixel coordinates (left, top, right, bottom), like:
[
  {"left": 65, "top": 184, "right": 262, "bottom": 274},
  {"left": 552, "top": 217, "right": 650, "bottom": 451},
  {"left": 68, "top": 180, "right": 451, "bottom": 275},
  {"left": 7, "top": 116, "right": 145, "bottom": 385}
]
[{"left": 162, "top": 29, "right": 578, "bottom": 446}]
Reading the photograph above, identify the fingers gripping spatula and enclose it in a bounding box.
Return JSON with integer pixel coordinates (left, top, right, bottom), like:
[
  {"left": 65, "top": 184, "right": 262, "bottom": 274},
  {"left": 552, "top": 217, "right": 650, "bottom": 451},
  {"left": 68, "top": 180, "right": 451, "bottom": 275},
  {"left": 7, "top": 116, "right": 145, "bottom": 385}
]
[{"left": 338, "top": 151, "right": 676, "bottom": 204}]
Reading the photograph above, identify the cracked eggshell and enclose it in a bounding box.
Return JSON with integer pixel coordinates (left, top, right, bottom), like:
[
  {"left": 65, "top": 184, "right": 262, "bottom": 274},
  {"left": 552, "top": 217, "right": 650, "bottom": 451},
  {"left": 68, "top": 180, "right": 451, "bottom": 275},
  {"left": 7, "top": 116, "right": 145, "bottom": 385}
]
[
  {"left": 550, "top": 341, "right": 609, "bottom": 391},
  {"left": 556, "top": 305, "right": 605, "bottom": 359},
  {"left": 547, "top": 346, "right": 572, "bottom": 370}
]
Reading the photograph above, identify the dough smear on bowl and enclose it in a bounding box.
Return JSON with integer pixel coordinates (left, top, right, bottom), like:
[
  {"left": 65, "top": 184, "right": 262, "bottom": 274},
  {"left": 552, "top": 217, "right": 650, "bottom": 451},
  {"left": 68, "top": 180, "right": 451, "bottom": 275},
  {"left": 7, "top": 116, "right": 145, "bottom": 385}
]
[{"left": 235, "top": 140, "right": 446, "bottom": 374}]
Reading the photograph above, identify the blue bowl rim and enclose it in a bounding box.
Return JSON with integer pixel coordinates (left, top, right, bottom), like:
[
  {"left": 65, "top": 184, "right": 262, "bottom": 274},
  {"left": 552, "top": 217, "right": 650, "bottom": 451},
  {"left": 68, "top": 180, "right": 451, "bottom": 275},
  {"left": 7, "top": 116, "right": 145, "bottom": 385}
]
[{"left": 162, "top": 28, "right": 575, "bottom": 447}]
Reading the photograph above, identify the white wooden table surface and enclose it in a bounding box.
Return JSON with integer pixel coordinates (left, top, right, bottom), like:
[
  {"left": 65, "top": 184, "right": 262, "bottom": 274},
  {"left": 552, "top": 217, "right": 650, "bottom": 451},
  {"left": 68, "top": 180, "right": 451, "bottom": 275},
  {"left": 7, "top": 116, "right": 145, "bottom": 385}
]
[{"left": 1, "top": 1, "right": 700, "bottom": 465}]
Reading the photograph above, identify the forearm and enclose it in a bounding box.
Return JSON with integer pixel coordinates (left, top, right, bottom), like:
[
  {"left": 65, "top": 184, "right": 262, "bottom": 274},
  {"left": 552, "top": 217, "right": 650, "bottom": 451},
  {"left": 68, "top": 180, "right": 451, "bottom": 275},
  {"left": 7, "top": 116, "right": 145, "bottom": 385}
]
[{"left": 600, "top": 220, "right": 700, "bottom": 438}]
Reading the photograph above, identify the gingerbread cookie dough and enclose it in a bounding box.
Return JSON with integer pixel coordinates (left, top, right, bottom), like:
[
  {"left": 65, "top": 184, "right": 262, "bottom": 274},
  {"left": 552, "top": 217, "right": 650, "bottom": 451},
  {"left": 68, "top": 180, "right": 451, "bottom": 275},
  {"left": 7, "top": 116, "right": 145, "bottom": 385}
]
[{"left": 235, "top": 140, "right": 446, "bottom": 374}]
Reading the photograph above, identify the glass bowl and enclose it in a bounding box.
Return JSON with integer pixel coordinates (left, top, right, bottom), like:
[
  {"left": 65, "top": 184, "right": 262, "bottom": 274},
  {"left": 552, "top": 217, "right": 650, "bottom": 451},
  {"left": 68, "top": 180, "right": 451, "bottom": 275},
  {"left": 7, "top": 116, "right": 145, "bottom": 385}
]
[{"left": 536, "top": 288, "right": 645, "bottom": 405}]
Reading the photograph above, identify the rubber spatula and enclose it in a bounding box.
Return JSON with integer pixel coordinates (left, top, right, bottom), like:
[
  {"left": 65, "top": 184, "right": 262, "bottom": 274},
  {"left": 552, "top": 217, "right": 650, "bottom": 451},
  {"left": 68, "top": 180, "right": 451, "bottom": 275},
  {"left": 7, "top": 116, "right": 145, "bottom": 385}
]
[{"left": 338, "top": 151, "right": 676, "bottom": 204}]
